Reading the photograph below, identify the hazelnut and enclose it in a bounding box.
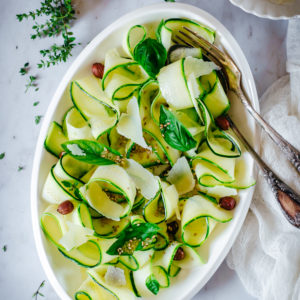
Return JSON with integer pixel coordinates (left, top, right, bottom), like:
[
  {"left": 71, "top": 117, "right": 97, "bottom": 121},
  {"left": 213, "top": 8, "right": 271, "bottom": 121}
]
[
  {"left": 57, "top": 200, "right": 74, "bottom": 215},
  {"left": 173, "top": 247, "right": 185, "bottom": 261},
  {"left": 59, "top": 151, "right": 65, "bottom": 159},
  {"left": 167, "top": 221, "right": 179, "bottom": 235},
  {"left": 215, "top": 115, "right": 230, "bottom": 130},
  {"left": 219, "top": 196, "right": 236, "bottom": 210},
  {"left": 92, "top": 62, "right": 104, "bottom": 79}
]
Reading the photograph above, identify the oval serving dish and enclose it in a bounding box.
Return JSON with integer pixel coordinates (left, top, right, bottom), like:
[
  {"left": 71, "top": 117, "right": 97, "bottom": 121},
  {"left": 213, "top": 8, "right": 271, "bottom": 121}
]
[
  {"left": 31, "top": 3, "right": 259, "bottom": 300},
  {"left": 229, "top": 0, "right": 300, "bottom": 20}
]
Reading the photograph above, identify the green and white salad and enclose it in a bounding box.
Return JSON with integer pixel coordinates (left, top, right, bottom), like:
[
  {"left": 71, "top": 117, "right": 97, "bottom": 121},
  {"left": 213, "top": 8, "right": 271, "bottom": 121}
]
[{"left": 41, "top": 18, "right": 255, "bottom": 300}]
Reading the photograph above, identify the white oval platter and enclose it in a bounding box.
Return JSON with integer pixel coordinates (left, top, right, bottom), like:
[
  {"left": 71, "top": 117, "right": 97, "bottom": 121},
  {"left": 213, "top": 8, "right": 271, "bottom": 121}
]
[
  {"left": 229, "top": 0, "right": 300, "bottom": 20},
  {"left": 31, "top": 3, "right": 258, "bottom": 300}
]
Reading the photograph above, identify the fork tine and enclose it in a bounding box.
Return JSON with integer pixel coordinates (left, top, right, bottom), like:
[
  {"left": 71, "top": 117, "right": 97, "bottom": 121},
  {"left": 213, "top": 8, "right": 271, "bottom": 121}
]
[
  {"left": 182, "top": 26, "right": 227, "bottom": 63},
  {"left": 171, "top": 35, "right": 194, "bottom": 48},
  {"left": 175, "top": 30, "right": 222, "bottom": 67}
]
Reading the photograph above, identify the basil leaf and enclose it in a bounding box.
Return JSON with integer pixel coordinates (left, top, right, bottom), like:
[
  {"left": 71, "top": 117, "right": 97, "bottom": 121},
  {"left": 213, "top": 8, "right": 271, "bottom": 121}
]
[
  {"left": 106, "top": 222, "right": 160, "bottom": 255},
  {"left": 62, "top": 140, "right": 115, "bottom": 165},
  {"left": 146, "top": 275, "right": 160, "bottom": 295},
  {"left": 134, "top": 38, "right": 167, "bottom": 78},
  {"left": 159, "top": 106, "right": 197, "bottom": 151}
]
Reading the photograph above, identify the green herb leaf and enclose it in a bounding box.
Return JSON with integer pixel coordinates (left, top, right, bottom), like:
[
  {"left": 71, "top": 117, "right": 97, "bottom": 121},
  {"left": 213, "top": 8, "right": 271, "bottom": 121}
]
[
  {"left": 106, "top": 222, "right": 160, "bottom": 255},
  {"left": 61, "top": 180, "right": 72, "bottom": 188},
  {"left": 32, "top": 280, "right": 45, "bottom": 299},
  {"left": 133, "top": 38, "right": 167, "bottom": 78},
  {"left": 35, "top": 115, "right": 42, "bottom": 124},
  {"left": 20, "top": 62, "right": 29, "bottom": 75},
  {"left": 62, "top": 140, "right": 115, "bottom": 166},
  {"left": 18, "top": 165, "right": 24, "bottom": 171},
  {"left": 2, "top": 245, "right": 7, "bottom": 252},
  {"left": 33, "top": 101, "right": 40, "bottom": 106},
  {"left": 146, "top": 275, "right": 160, "bottom": 295},
  {"left": 159, "top": 106, "right": 197, "bottom": 151},
  {"left": 0, "top": 152, "right": 5, "bottom": 159}
]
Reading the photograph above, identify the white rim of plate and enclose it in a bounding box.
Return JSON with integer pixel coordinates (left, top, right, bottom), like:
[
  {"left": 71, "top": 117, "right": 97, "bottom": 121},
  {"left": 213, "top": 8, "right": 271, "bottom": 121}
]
[{"left": 229, "top": 0, "right": 300, "bottom": 20}]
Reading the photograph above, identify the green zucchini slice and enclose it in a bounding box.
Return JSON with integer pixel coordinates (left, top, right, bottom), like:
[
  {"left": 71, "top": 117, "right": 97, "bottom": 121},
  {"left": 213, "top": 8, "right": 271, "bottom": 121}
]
[
  {"left": 125, "top": 25, "right": 147, "bottom": 57},
  {"left": 79, "top": 165, "right": 136, "bottom": 220},
  {"left": 181, "top": 194, "right": 232, "bottom": 247},
  {"left": 62, "top": 106, "right": 93, "bottom": 141},
  {"left": 156, "top": 18, "right": 215, "bottom": 52},
  {"left": 88, "top": 265, "right": 135, "bottom": 300},
  {"left": 44, "top": 121, "right": 68, "bottom": 157},
  {"left": 70, "top": 79, "right": 118, "bottom": 140},
  {"left": 102, "top": 49, "right": 149, "bottom": 101},
  {"left": 143, "top": 181, "right": 178, "bottom": 224}
]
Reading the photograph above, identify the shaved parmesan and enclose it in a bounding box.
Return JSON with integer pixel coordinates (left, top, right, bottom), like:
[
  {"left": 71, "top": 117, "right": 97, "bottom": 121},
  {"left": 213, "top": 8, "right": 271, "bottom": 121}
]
[
  {"left": 163, "top": 182, "right": 180, "bottom": 220},
  {"left": 117, "top": 97, "right": 150, "bottom": 149},
  {"left": 59, "top": 221, "right": 94, "bottom": 251},
  {"left": 158, "top": 59, "right": 191, "bottom": 109},
  {"left": 105, "top": 266, "right": 126, "bottom": 286},
  {"left": 184, "top": 57, "right": 219, "bottom": 78},
  {"left": 167, "top": 157, "right": 195, "bottom": 195},
  {"left": 125, "top": 159, "right": 159, "bottom": 200}
]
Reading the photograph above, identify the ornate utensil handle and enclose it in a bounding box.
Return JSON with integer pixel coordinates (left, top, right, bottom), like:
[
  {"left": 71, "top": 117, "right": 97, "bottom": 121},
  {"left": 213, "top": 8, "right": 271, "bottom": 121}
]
[
  {"left": 228, "top": 117, "right": 300, "bottom": 228},
  {"left": 236, "top": 87, "right": 300, "bottom": 174}
]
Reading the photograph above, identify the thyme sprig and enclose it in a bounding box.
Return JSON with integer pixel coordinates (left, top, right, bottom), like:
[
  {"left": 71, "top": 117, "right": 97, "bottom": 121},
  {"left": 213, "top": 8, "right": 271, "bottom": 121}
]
[
  {"left": 25, "top": 76, "right": 38, "bottom": 92},
  {"left": 17, "top": 0, "right": 79, "bottom": 74},
  {"left": 32, "top": 280, "right": 45, "bottom": 299}
]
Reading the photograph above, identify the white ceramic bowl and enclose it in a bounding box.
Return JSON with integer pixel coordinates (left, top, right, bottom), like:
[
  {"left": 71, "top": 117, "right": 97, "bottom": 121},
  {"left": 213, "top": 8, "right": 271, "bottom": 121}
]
[
  {"left": 31, "top": 3, "right": 259, "bottom": 300},
  {"left": 229, "top": 0, "right": 300, "bottom": 19}
]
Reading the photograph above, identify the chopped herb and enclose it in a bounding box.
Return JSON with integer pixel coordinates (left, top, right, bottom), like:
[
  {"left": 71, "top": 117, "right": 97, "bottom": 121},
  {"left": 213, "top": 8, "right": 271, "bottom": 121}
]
[
  {"left": 32, "top": 280, "right": 45, "bottom": 299},
  {"left": 146, "top": 275, "right": 160, "bottom": 295},
  {"left": 61, "top": 180, "right": 79, "bottom": 192},
  {"left": 107, "top": 222, "right": 160, "bottom": 255},
  {"left": 35, "top": 115, "right": 43, "bottom": 124},
  {"left": 19, "top": 62, "right": 29, "bottom": 75},
  {"left": 165, "top": 0, "right": 175, "bottom": 1},
  {"left": 0, "top": 152, "right": 5, "bottom": 159},
  {"left": 25, "top": 75, "right": 38, "bottom": 92},
  {"left": 18, "top": 165, "right": 25, "bottom": 171},
  {"left": 33, "top": 101, "right": 40, "bottom": 106},
  {"left": 2, "top": 245, "right": 7, "bottom": 252}
]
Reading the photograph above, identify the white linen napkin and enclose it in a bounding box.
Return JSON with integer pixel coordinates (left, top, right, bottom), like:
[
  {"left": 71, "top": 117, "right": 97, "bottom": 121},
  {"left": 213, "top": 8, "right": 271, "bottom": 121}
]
[{"left": 226, "top": 19, "right": 300, "bottom": 300}]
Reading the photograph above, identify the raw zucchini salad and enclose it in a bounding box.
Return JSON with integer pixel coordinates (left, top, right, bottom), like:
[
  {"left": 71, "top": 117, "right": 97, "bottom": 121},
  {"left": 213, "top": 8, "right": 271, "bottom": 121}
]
[{"left": 41, "top": 18, "right": 255, "bottom": 299}]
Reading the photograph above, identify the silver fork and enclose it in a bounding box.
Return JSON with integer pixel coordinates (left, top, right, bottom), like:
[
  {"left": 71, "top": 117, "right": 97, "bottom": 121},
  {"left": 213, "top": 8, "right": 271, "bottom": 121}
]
[
  {"left": 174, "top": 27, "right": 300, "bottom": 228},
  {"left": 174, "top": 26, "right": 300, "bottom": 175}
]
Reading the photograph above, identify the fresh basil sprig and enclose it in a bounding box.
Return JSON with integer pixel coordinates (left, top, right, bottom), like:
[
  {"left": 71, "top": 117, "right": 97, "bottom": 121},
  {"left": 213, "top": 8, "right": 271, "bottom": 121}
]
[
  {"left": 106, "top": 222, "right": 160, "bottom": 256},
  {"left": 62, "top": 140, "right": 115, "bottom": 165},
  {"left": 159, "top": 106, "right": 197, "bottom": 151},
  {"left": 134, "top": 38, "right": 167, "bottom": 78},
  {"left": 146, "top": 275, "right": 160, "bottom": 295}
]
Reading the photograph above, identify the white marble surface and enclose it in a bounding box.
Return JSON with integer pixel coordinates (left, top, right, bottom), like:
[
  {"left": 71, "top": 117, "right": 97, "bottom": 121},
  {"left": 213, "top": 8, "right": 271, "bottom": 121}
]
[{"left": 0, "top": 0, "right": 288, "bottom": 299}]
